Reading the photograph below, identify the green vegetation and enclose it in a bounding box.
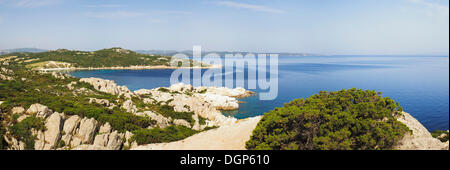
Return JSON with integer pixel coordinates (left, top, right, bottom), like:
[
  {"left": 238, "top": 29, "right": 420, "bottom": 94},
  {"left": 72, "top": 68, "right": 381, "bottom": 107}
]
[
  {"left": 131, "top": 125, "right": 199, "bottom": 145},
  {"left": 2, "top": 47, "right": 208, "bottom": 69},
  {"left": 0, "top": 61, "right": 207, "bottom": 148},
  {"left": 5, "top": 48, "right": 171, "bottom": 68},
  {"left": 0, "top": 113, "right": 6, "bottom": 149},
  {"left": 149, "top": 105, "right": 196, "bottom": 126},
  {"left": 0, "top": 67, "right": 154, "bottom": 133},
  {"left": 431, "top": 130, "right": 449, "bottom": 142},
  {"left": 246, "top": 89, "right": 410, "bottom": 150},
  {"left": 8, "top": 116, "right": 46, "bottom": 150}
]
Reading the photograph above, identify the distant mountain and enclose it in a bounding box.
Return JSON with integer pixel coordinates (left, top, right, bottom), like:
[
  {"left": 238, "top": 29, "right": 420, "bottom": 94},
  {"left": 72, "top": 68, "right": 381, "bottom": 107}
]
[
  {"left": 136, "top": 50, "right": 320, "bottom": 57},
  {"left": 0, "top": 48, "right": 47, "bottom": 55}
]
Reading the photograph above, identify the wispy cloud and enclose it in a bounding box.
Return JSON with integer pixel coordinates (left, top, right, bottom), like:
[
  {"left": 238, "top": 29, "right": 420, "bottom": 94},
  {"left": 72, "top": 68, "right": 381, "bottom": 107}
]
[
  {"left": 0, "top": 0, "right": 62, "bottom": 8},
  {"left": 84, "top": 11, "right": 147, "bottom": 19},
  {"left": 216, "top": 1, "right": 286, "bottom": 14},
  {"left": 85, "top": 4, "right": 123, "bottom": 8},
  {"left": 83, "top": 10, "right": 192, "bottom": 20},
  {"left": 408, "top": 0, "right": 449, "bottom": 15}
]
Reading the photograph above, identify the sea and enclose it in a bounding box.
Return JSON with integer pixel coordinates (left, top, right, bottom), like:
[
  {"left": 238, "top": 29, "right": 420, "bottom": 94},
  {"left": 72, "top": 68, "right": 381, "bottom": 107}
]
[{"left": 70, "top": 55, "right": 449, "bottom": 131}]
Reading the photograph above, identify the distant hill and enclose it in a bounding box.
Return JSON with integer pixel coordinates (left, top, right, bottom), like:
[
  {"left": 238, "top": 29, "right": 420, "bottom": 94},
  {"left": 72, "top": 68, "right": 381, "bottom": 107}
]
[
  {"left": 0, "top": 48, "right": 47, "bottom": 55},
  {"left": 136, "top": 50, "right": 320, "bottom": 57},
  {"left": 1, "top": 47, "right": 180, "bottom": 68}
]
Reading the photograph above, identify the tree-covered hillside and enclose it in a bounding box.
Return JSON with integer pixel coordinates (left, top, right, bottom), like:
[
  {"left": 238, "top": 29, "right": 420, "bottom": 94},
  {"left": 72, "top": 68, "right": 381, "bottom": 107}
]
[
  {"left": 246, "top": 89, "right": 410, "bottom": 150},
  {"left": 1, "top": 47, "right": 192, "bottom": 68}
]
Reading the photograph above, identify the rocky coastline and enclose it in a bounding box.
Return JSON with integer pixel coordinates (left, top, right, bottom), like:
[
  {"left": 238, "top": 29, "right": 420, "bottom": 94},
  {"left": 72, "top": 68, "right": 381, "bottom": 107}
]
[
  {"left": 1, "top": 69, "right": 448, "bottom": 150},
  {"left": 2, "top": 73, "right": 257, "bottom": 150}
]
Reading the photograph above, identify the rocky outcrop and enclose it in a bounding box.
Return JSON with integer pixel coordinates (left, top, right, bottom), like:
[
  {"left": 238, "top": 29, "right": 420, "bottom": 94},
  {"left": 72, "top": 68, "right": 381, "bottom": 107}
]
[
  {"left": 134, "top": 83, "right": 251, "bottom": 127},
  {"left": 80, "top": 78, "right": 133, "bottom": 98},
  {"left": 26, "top": 103, "right": 52, "bottom": 118},
  {"left": 89, "top": 98, "right": 116, "bottom": 109},
  {"left": 173, "top": 119, "right": 191, "bottom": 128},
  {"left": 196, "top": 86, "right": 253, "bottom": 98},
  {"left": 75, "top": 118, "right": 98, "bottom": 145},
  {"left": 43, "top": 113, "right": 63, "bottom": 149},
  {"left": 3, "top": 80, "right": 256, "bottom": 150},
  {"left": 195, "top": 93, "right": 239, "bottom": 111},
  {"left": 394, "top": 112, "right": 448, "bottom": 150},
  {"left": 135, "top": 111, "right": 170, "bottom": 128},
  {"left": 61, "top": 115, "right": 81, "bottom": 146},
  {"left": 121, "top": 100, "right": 138, "bottom": 114},
  {"left": 5, "top": 104, "right": 132, "bottom": 150},
  {"left": 11, "top": 107, "right": 25, "bottom": 114}
]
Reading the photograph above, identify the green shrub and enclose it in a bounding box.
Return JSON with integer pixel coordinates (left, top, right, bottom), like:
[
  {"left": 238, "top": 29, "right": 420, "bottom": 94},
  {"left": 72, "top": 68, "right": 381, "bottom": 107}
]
[
  {"left": 0, "top": 68, "right": 156, "bottom": 133},
  {"left": 158, "top": 87, "right": 170, "bottom": 93},
  {"left": 131, "top": 125, "right": 199, "bottom": 145},
  {"left": 431, "top": 130, "right": 449, "bottom": 142},
  {"left": 246, "top": 88, "right": 410, "bottom": 150},
  {"left": 8, "top": 116, "right": 46, "bottom": 150},
  {"left": 148, "top": 105, "right": 195, "bottom": 126}
]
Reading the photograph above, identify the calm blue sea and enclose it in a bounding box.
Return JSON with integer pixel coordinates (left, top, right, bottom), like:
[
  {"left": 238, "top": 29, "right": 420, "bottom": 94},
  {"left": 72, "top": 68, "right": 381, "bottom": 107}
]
[{"left": 70, "top": 56, "right": 449, "bottom": 131}]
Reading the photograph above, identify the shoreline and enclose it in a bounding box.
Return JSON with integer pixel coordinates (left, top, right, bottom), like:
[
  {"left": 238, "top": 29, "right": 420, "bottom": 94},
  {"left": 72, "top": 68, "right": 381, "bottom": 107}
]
[{"left": 36, "top": 64, "right": 223, "bottom": 71}]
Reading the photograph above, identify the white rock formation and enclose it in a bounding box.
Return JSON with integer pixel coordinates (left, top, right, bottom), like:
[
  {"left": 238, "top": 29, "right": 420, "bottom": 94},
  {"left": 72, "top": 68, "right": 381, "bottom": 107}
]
[
  {"left": 135, "top": 111, "right": 170, "bottom": 128},
  {"left": 173, "top": 119, "right": 191, "bottom": 128},
  {"left": 43, "top": 112, "right": 63, "bottom": 150},
  {"left": 195, "top": 93, "right": 239, "bottom": 110},
  {"left": 121, "top": 100, "right": 138, "bottom": 114},
  {"left": 61, "top": 115, "right": 81, "bottom": 146},
  {"left": 72, "top": 118, "right": 98, "bottom": 145},
  {"left": 11, "top": 107, "right": 25, "bottom": 114},
  {"left": 89, "top": 98, "right": 116, "bottom": 109},
  {"left": 26, "top": 103, "right": 52, "bottom": 118},
  {"left": 80, "top": 78, "right": 133, "bottom": 98},
  {"left": 394, "top": 112, "right": 448, "bottom": 150}
]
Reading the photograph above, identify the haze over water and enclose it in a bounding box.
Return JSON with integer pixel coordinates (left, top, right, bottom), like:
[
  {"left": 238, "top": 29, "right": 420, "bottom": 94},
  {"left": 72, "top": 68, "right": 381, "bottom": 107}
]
[{"left": 71, "top": 55, "right": 449, "bottom": 131}]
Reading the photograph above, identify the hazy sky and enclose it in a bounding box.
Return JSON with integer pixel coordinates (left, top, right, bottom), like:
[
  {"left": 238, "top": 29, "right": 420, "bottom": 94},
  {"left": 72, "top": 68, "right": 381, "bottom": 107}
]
[{"left": 0, "top": 0, "right": 448, "bottom": 55}]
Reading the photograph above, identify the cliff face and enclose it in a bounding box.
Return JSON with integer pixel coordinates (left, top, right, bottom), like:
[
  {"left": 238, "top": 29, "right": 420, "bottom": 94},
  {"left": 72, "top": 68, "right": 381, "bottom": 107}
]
[{"left": 394, "top": 112, "right": 448, "bottom": 150}]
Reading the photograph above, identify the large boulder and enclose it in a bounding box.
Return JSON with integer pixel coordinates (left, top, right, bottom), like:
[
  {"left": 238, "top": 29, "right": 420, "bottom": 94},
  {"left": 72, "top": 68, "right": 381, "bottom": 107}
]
[
  {"left": 136, "top": 111, "right": 170, "bottom": 128},
  {"left": 32, "top": 129, "right": 45, "bottom": 150},
  {"left": 11, "top": 107, "right": 25, "bottom": 114},
  {"left": 169, "top": 83, "right": 193, "bottom": 92},
  {"left": 121, "top": 100, "right": 138, "bottom": 114},
  {"left": 72, "top": 117, "right": 98, "bottom": 145},
  {"left": 197, "top": 86, "right": 252, "bottom": 98},
  {"left": 61, "top": 115, "right": 81, "bottom": 146},
  {"left": 195, "top": 93, "right": 239, "bottom": 111},
  {"left": 91, "top": 130, "right": 125, "bottom": 150},
  {"left": 173, "top": 119, "right": 191, "bottom": 128},
  {"left": 26, "top": 103, "right": 52, "bottom": 118},
  {"left": 43, "top": 112, "right": 63, "bottom": 150},
  {"left": 80, "top": 78, "right": 133, "bottom": 98}
]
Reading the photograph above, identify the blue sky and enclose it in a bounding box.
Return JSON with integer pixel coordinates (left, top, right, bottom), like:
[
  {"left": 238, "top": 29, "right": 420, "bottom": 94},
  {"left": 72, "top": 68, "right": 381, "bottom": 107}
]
[{"left": 0, "top": 0, "right": 448, "bottom": 55}]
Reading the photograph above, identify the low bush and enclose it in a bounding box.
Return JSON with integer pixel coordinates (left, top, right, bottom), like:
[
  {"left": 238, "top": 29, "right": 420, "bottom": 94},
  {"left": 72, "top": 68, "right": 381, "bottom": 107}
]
[
  {"left": 8, "top": 116, "right": 46, "bottom": 149},
  {"left": 131, "top": 125, "right": 199, "bottom": 145},
  {"left": 246, "top": 88, "right": 410, "bottom": 150}
]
